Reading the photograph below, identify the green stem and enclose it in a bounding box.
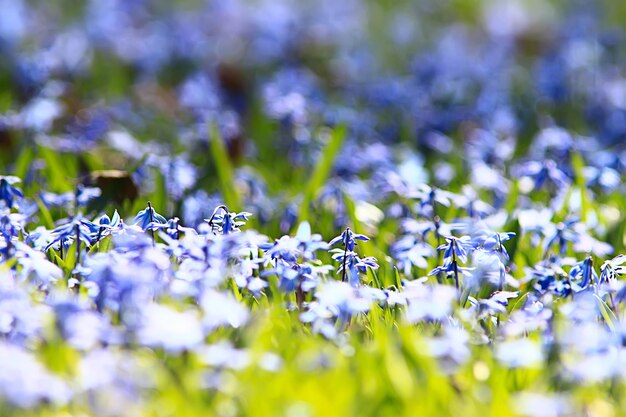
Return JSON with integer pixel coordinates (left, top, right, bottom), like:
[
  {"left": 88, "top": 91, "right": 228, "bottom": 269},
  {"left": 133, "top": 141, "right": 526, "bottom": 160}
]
[
  {"left": 341, "top": 228, "right": 349, "bottom": 282},
  {"left": 147, "top": 201, "right": 155, "bottom": 247}
]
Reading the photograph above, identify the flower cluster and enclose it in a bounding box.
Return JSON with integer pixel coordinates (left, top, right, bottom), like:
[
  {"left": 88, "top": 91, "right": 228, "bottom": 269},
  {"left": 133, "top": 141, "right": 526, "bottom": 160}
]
[{"left": 3, "top": 1, "right": 626, "bottom": 415}]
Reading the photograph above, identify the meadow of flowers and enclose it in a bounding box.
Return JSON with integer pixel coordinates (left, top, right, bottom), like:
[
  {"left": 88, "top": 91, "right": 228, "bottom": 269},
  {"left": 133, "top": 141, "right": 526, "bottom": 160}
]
[{"left": 3, "top": 0, "right": 626, "bottom": 416}]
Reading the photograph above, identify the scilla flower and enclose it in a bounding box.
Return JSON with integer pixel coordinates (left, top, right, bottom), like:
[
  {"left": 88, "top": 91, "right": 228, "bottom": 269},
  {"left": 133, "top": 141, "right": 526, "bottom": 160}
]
[
  {"left": 205, "top": 205, "right": 251, "bottom": 235},
  {"left": 133, "top": 202, "right": 166, "bottom": 232},
  {"left": 0, "top": 176, "right": 23, "bottom": 209},
  {"left": 329, "top": 228, "right": 378, "bottom": 286},
  {"left": 429, "top": 235, "right": 474, "bottom": 290}
]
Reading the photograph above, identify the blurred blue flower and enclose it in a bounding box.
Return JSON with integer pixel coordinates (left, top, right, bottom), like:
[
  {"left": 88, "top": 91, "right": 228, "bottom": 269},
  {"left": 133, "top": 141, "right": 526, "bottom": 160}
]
[
  {"left": 261, "top": 222, "right": 328, "bottom": 263},
  {"left": 569, "top": 256, "right": 597, "bottom": 290},
  {"left": 300, "top": 281, "right": 378, "bottom": 338},
  {"left": 403, "top": 281, "right": 457, "bottom": 323},
  {"left": 0, "top": 176, "right": 23, "bottom": 209},
  {"left": 543, "top": 219, "right": 579, "bottom": 256},
  {"left": 409, "top": 184, "right": 465, "bottom": 218},
  {"left": 39, "top": 185, "right": 101, "bottom": 211},
  {"left": 472, "top": 290, "right": 519, "bottom": 317},
  {"left": 46, "top": 214, "right": 98, "bottom": 252},
  {"left": 474, "top": 232, "right": 516, "bottom": 261},
  {"left": 426, "top": 325, "right": 470, "bottom": 372},
  {"left": 0, "top": 342, "right": 71, "bottom": 408},
  {"left": 495, "top": 339, "right": 544, "bottom": 368},
  {"left": 528, "top": 261, "right": 573, "bottom": 298},
  {"left": 517, "top": 160, "right": 570, "bottom": 191},
  {"left": 0, "top": 213, "right": 23, "bottom": 257},
  {"left": 137, "top": 304, "right": 204, "bottom": 353},
  {"left": 201, "top": 289, "right": 249, "bottom": 331},
  {"left": 15, "top": 242, "right": 63, "bottom": 287},
  {"left": 391, "top": 235, "right": 435, "bottom": 276}
]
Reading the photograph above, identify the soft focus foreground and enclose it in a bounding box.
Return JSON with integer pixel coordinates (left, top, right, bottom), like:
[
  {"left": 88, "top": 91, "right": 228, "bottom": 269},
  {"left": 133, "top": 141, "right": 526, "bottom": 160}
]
[{"left": 2, "top": 1, "right": 626, "bottom": 416}]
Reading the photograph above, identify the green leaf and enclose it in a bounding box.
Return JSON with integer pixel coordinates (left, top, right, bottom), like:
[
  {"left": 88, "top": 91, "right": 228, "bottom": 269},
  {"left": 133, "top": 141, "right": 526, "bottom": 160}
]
[
  {"left": 298, "top": 125, "right": 347, "bottom": 222},
  {"left": 40, "top": 146, "right": 76, "bottom": 192},
  {"left": 571, "top": 151, "right": 590, "bottom": 223},
  {"left": 150, "top": 168, "right": 167, "bottom": 215},
  {"left": 13, "top": 145, "right": 34, "bottom": 182},
  {"left": 394, "top": 266, "right": 403, "bottom": 290},
  {"left": 594, "top": 293, "right": 617, "bottom": 331},
  {"left": 208, "top": 123, "right": 241, "bottom": 210},
  {"left": 36, "top": 198, "right": 55, "bottom": 230}
]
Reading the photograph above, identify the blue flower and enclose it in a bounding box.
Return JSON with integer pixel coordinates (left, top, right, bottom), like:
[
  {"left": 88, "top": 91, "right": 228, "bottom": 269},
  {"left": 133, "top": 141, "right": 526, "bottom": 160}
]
[
  {"left": 429, "top": 235, "right": 474, "bottom": 290},
  {"left": 205, "top": 205, "right": 251, "bottom": 235},
  {"left": 46, "top": 214, "right": 98, "bottom": 252},
  {"left": 260, "top": 222, "right": 328, "bottom": 263},
  {"left": 474, "top": 232, "right": 516, "bottom": 261},
  {"left": 39, "top": 186, "right": 102, "bottom": 211},
  {"left": 133, "top": 202, "right": 167, "bottom": 232},
  {"left": 405, "top": 184, "right": 466, "bottom": 221},
  {"left": 300, "top": 281, "right": 380, "bottom": 338},
  {"left": 262, "top": 262, "right": 303, "bottom": 293},
  {"left": 329, "top": 249, "right": 379, "bottom": 287},
  {"left": 0, "top": 213, "right": 23, "bottom": 257},
  {"left": 403, "top": 282, "right": 458, "bottom": 323},
  {"left": 15, "top": 242, "right": 63, "bottom": 287},
  {"left": 438, "top": 235, "right": 473, "bottom": 265},
  {"left": 328, "top": 227, "right": 369, "bottom": 252},
  {"left": 0, "top": 176, "right": 23, "bottom": 209},
  {"left": 473, "top": 290, "right": 519, "bottom": 317},
  {"left": 391, "top": 235, "right": 435, "bottom": 276},
  {"left": 528, "top": 261, "right": 571, "bottom": 298},
  {"left": 154, "top": 217, "right": 196, "bottom": 240},
  {"left": 517, "top": 159, "right": 570, "bottom": 191},
  {"left": 543, "top": 219, "right": 579, "bottom": 255},
  {"left": 328, "top": 228, "right": 377, "bottom": 286},
  {"left": 75, "top": 185, "right": 102, "bottom": 207},
  {"left": 600, "top": 255, "right": 626, "bottom": 283},
  {"left": 569, "top": 257, "right": 597, "bottom": 289},
  {"left": 94, "top": 210, "right": 121, "bottom": 241},
  {"left": 294, "top": 221, "right": 329, "bottom": 257}
]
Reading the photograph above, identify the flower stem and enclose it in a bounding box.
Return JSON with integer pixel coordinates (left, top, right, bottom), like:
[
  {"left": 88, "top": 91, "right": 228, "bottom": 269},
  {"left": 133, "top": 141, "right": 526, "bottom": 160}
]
[
  {"left": 74, "top": 223, "right": 81, "bottom": 293},
  {"left": 207, "top": 205, "right": 229, "bottom": 234},
  {"left": 75, "top": 223, "right": 81, "bottom": 266},
  {"left": 430, "top": 190, "right": 443, "bottom": 285},
  {"left": 452, "top": 260, "right": 459, "bottom": 290},
  {"left": 452, "top": 244, "right": 459, "bottom": 291},
  {"left": 341, "top": 227, "right": 349, "bottom": 282},
  {"left": 147, "top": 201, "right": 155, "bottom": 247}
]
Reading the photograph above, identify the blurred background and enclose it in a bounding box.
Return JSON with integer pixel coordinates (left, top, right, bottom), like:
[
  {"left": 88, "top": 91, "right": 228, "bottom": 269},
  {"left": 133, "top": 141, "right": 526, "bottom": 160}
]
[{"left": 1, "top": 0, "right": 625, "bottom": 229}]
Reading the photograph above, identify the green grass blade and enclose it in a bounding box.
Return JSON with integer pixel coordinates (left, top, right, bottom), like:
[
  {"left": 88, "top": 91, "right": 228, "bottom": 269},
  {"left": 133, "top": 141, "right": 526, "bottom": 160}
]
[
  {"left": 298, "top": 125, "right": 347, "bottom": 222},
  {"left": 208, "top": 123, "right": 241, "bottom": 210},
  {"left": 13, "top": 145, "right": 34, "bottom": 182},
  {"left": 571, "top": 151, "right": 589, "bottom": 223},
  {"left": 594, "top": 293, "right": 617, "bottom": 331}
]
